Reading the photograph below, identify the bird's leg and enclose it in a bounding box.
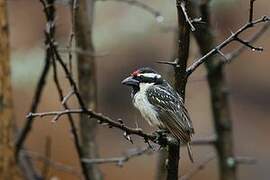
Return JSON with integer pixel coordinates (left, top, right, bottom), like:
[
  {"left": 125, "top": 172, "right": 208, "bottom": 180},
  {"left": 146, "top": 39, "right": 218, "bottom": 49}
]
[{"left": 153, "top": 129, "right": 169, "bottom": 146}]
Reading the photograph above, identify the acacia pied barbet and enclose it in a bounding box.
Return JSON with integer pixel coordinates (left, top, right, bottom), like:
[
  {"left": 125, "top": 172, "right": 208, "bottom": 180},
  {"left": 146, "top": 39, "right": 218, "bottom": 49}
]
[{"left": 122, "top": 67, "right": 194, "bottom": 162}]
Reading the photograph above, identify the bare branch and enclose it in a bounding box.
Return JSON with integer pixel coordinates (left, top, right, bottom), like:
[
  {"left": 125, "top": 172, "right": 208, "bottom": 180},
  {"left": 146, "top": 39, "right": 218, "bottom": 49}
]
[
  {"left": 156, "top": 60, "right": 178, "bottom": 67},
  {"left": 179, "top": 1, "right": 195, "bottom": 31},
  {"left": 15, "top": 0, "right": 54, "bottom": 163},
  {"left": 82, "top": 147, "right": 152, "bottom": 166},
  {"left": 226, "top": 22, "right": 269, "bottom": 62},
  {"left": 27, "top": 109, "right": 156, "bottom": 141},
  {"left": 234, "top": 36, "right": 263, "bottom": 52},
  {"left": 61, "top": 90, "right": 74, "bottom": 105},
  {"left": 66, "top": 0, "right": 77, "bottom": 76},
  {"left": 51, "top": 30, "right": 90, "bottom": 180},
  {"left": 186, "top": 15, "right": 269, "bottom": 76}
]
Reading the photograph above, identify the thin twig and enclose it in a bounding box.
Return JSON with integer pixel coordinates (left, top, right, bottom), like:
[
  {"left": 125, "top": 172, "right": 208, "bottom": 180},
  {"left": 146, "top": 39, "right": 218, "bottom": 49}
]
[
  {"left": 27, "top": 109, "right": 156, "bottom": 141},
  {"left": 61, "top": 90, "right": 74, "bottom": 105},
  {"left": 27, "top": 109, "right": 216, "bottom": 147},
  {"left": 51, "top": 33, "right": 90, "bottom": 180},
  {"left": 15, "top": 0, "right": 54, "bottom": 162},
  {"left": 179, "top": 1, "right": 195, "bottom": 31},
  {"left": 66, "top": 0, "right": 77, "bottom": 76},
  {"left": 156, "top": 60, "right": 178, "bottom": 67},
  {"left": 225, "top": 22, "right": 270, "bottom": 63},
  {"left": 82, "top": 147, "right": 152, "bottom": 166},
  {"left": 186, "top": 15, "right": 269, "bottom": 76}
]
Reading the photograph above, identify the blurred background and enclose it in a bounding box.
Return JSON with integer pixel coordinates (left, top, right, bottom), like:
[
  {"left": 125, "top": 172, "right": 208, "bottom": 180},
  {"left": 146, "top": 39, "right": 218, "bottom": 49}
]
[{"left": 8, "top": 0, "right": 270, "bottom": 179}]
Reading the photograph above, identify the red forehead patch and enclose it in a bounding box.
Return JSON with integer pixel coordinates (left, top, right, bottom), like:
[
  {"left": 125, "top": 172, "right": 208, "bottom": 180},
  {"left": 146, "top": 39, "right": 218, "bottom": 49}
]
[{"left": 131, "top": 70, "right": 139, "bottom": 76}]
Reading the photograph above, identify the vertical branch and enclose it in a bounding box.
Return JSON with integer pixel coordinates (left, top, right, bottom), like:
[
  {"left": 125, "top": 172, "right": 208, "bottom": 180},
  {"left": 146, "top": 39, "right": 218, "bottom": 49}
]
[
  {"left": 51, "top": 55, "right": 90, "bottom": 180},
  {"left": 192, "top": 2, "right": 236, "bottom": 180},
  {"left": 0, "top": 0, "right": 17, "bottom": 178},
  {"left": 166, "top": 1, "right": 191, "bottom": 180},
  {"left": 175, "top": 0, "right": 190, "bottom": 97},
  {"left": 15, "top": 0, "right": 53, "bottom": 158},
  {"left": 74, "top": 0, "right": 102, "bottom": 179},
  {"left": 155, "top": 149, "right": 168, "bottom": 180}
]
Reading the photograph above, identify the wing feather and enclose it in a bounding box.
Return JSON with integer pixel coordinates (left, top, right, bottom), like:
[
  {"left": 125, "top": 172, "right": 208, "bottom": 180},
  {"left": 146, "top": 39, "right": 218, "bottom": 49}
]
[{"left": 146, "top": 85, "right": 194, "bottom": 143}]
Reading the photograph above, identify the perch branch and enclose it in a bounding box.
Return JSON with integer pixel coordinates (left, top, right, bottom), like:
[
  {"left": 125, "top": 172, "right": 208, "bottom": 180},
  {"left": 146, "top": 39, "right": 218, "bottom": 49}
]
[
  {"left": 27, "top": 109, "right": 215, "bottom": 147},
  {"left": 27, "top": 109, "right": 155, "bottom": 141}
]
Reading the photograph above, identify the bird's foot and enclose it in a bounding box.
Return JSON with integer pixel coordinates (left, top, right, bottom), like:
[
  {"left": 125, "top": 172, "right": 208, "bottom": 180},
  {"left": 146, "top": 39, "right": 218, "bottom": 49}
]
[{"left": 153, "top": 129, "right": 169, "bottom": 146}]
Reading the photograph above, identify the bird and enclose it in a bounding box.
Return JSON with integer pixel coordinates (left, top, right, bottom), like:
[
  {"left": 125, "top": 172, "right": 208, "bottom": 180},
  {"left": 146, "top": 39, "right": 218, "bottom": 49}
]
[{"left": 122, "top": 67, "right": 194, "bottom": 162}]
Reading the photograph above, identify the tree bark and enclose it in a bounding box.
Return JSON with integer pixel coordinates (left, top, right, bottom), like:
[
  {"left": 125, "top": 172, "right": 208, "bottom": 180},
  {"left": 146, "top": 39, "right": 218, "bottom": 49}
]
[
  {"left": 0, "top": 0, "right": 17, "bottom": 178},
  {"left": 192, "top": 2, "right": 237, "bottom": 180},
  {"left": 74, "top": 0, "right": 102, "bottom": 179},
  {"left": 166, "top": 1, "right": 191, "bottom": 180}
]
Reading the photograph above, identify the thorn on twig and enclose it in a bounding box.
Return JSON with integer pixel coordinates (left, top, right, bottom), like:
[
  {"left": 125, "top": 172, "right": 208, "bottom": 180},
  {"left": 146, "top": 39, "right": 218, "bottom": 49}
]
[
  {"left": 61, "top": 90, "right": 74, "bottom": 105},
  {"left": 217, "top": 49, "right": 228, "bottom": 62},
  {"left": 249, "top": 0, "right": 256, "bottom": 23},
  {"left": 51, "top": 114, "right": 61, "bottom": 123},
  {"left": 156, "top": 60, "right": 179, "bottom": 67},
  {"left": 234, "top": 37, "right": 263, "bottom": 52},
  {"left": 180, "top": 1, "right": 196, "bottom": 31},
  {"left": 262, "top": 16, "right": 270, "bottom": 22},
  {"left": 117, "top": 118, "right": 124, "bottom": 124},
  {"left": 26, "top": 112, "right": 33, "bottom": 119},
  {"left": 190, "top": 17, "right": 205, "bottom": 24},
  {"left": 123, "top": 132, "right": 133, "bottom": 144}
]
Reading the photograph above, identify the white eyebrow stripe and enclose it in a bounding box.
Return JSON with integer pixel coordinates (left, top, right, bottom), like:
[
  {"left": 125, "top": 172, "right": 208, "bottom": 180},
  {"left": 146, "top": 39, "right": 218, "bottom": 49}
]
[{"left": 138, "top": 73, "right": 161, "bottom": 79}]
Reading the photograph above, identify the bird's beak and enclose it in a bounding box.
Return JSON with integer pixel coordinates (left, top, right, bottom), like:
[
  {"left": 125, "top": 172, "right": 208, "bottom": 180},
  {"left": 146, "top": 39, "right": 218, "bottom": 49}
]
[{"left": 121, "top": 76, "right": 139, "bottom": 87}]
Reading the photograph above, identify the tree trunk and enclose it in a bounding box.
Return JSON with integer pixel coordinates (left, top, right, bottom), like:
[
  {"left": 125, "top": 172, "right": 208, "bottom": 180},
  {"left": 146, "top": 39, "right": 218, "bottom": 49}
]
[
  {"left": 0, "top": 0, "right": 17, "bottom": 178},
  {"left": 166, "top": 1, "right": 191, "bottom": 180},
  {"left": 192, "top": 2, "right": 237, "bottom": 180},
  {"left": 74, "top": 0, "right": 102, "bottom": 179}
]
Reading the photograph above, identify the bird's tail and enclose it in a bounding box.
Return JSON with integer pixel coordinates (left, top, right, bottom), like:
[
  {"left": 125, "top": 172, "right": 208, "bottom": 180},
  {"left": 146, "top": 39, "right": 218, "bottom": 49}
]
[{"left": 187, "top": 142, "right": 194, "bottom": 163}]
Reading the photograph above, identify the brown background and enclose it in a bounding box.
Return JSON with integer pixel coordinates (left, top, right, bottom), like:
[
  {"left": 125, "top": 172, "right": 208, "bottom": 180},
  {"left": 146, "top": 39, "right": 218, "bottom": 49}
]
[{"left": 8, "top": 0, "right": 270, "bottom": 179}]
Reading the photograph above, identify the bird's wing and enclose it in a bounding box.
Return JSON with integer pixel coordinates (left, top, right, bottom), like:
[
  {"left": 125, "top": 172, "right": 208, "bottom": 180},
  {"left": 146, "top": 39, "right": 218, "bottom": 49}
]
[{"left": 146, "top": 85, "right": 194, "bottom": 143}]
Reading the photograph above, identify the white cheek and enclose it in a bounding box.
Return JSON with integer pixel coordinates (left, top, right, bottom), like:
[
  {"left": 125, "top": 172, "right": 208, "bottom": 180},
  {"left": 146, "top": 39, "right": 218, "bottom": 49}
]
[
  {"left": 133, "top": 83, "right": 161, "bottom": 127},
  {"left": 138, "top": 73, "right": 161, "bottom": 79}
]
